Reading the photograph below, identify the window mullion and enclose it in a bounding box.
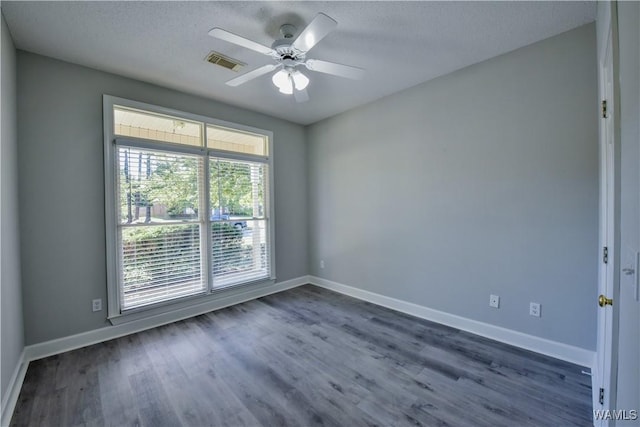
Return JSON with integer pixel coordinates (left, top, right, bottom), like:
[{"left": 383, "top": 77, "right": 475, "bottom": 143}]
[{"left": 202, "top": 139, "right": 213, "bottom": 294}]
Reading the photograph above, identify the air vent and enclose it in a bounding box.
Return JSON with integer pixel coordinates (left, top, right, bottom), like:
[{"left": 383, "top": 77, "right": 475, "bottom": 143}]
[{"left": 205, "top": 51, "right": 245, "bottom": 72}]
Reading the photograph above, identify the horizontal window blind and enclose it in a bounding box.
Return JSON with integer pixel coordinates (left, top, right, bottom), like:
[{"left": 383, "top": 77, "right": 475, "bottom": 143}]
[
  {"left": 211, "top": 220, "right": 269, "bottom": 288},
  {"left": 117, "top": 146, "right": 205, "bottom": 309},
  {"left": 210, "top": 158, "right": 270, "bottom": 288},
  {"left": 120, "top": 224, "right": 204, "bottom": 309}
]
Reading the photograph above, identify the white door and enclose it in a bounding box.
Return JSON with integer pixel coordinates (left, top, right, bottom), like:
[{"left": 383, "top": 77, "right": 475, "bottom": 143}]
[{"left": 594, "top": 2, "right": 619, "bottom": 424}]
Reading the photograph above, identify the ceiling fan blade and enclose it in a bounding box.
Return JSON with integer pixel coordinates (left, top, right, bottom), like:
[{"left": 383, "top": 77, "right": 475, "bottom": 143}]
[
  {"left": 305, "top": 59, "right": 364, "bottom": 80},
  {"left": 292, "top": 13, "right": 337, "bottom": 53},
  {"left": 209, "top": 28, "right": 275, "bottom": 55},
  {"left": 226, "top": 64, "right": 278, "bottom": 87}
]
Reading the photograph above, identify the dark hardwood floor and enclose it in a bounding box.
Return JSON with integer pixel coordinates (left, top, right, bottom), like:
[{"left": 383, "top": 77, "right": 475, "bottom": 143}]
[{"left": 11, "top": 285, "right": 593, "bottom": 426}]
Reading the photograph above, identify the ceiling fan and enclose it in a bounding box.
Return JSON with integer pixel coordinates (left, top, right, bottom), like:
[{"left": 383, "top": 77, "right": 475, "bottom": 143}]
[{"left": 209, "top": 13, "right": 364, "bottom": 103}]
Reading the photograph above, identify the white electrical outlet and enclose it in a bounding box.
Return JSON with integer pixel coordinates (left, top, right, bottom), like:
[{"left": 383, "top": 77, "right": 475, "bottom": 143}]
[
  {"left": 489, "top": 294, "right": 500, "bottom": 308},
  {"left": 529, "top": 302, "right": 541, "bottom": 317},
  {"left": 92, "top": 298, "right": 102, "bottom": 312},
  {"left": 320, "top": 260, "right": 325, "bottom": 269}
]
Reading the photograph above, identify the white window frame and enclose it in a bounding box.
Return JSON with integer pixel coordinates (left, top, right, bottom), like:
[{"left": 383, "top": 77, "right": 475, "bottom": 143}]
[{"left": 103, "top": 95, "right": 275, "bottom": 323}]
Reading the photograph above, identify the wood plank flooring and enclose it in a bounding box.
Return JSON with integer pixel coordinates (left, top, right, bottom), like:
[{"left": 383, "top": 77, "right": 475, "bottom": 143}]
[{"left": 10, "top": 285, "right": 593, "bottom": 426}]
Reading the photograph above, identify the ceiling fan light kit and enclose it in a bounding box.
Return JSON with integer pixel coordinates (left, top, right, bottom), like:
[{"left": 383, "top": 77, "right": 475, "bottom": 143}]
[
  {"left": 209, "top": 12, "right": 364, "bottom": 102},
  {"left": 272, "top": 69, "right": 309, "bottom": 95}
]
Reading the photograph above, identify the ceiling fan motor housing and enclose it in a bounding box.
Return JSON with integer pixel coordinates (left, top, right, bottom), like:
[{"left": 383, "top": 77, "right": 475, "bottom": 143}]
[{"left": 271, "top": 38, "right": 306, "bottom": 66}]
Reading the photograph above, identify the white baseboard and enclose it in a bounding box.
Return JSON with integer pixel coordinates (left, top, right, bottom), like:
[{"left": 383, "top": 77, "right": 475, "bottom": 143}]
[
  {"left": 1, "top": 349, "right": 27, "bottom": 427},
  {"left": 309, "top": 276, "right": 595, "bottom": 368},
  {"left": 24, "top": 275, "right": 310, "bottom": 362}
]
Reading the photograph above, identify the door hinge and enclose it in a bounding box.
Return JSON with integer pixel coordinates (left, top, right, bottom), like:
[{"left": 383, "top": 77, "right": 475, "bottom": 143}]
[
  {"left": 603, "top": 247, "right": 609, "bottom": 264},
  {"left": 602, "top": 100, "right": 608, "bottom": 118},
  {"left": 599, "top": 387, "right": 605, "bottom": 405}
]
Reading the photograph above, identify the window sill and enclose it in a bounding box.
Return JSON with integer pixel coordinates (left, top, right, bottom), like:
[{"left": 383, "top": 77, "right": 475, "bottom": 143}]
[{"left": 108, "top": 278, "right": 276, "bottom": 326}]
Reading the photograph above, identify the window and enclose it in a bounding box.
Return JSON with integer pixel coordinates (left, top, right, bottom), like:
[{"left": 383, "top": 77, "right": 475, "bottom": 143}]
[{"left": 104, "top": 96, "right": 274, "bottom": 319}]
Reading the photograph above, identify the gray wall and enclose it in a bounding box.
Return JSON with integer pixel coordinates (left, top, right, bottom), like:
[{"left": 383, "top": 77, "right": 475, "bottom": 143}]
[
  {"left": 307, "top": 24, "right": 599, "bottom": 350},
  {"left": 1, "top": 13, "right": 24, "bottom": 403},
  {"left": 615, "top": 1, "right": 640, "bottom": 416},
  {"left": 17, "top": 52, "right": 308, "bottom": 345}
]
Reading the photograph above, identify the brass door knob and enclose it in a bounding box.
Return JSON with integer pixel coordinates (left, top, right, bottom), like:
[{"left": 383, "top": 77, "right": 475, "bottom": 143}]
[{"left": 598, "top": 294, "right": 613, "bottom": 307}]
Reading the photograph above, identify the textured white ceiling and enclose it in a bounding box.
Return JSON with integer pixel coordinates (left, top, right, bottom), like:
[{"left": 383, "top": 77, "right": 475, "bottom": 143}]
[{"left": 2, "top": 1, "right": 596, "bottom": 125}]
